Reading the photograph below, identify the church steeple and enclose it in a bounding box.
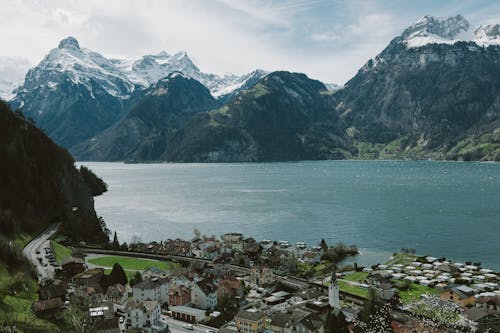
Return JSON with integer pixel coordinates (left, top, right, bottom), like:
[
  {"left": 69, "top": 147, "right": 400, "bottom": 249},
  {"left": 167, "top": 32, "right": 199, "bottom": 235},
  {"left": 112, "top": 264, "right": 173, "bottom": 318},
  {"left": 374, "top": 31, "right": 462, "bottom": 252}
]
[{"left": 329, "top": 272, "right": 340, "bottom": 309}]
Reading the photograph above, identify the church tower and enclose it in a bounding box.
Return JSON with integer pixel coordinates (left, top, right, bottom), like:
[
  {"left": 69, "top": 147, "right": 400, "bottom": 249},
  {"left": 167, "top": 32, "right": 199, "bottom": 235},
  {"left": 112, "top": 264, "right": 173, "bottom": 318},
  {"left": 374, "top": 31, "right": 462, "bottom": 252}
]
[{"left": 329, "top": 272, "right": 340, "bottom": 309}]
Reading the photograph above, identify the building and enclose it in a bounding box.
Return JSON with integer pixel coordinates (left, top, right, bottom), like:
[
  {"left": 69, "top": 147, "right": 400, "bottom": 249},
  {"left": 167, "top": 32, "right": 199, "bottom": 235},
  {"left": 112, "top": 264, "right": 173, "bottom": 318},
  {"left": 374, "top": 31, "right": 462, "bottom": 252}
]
[
  {"left": 217, "top": 278, "right": 242, "bottom": 300},
  {"left": 222, "top": 233, "right": 244, "bottom": 252},
  {"left": 142, "top": 267, "right": 169, "bottom": 280},
  {"left": 294, "top": 313, "right": 325, "bottom": 333},
  {"left": 61, "top": 257, "right": 86, "bottom": 278},
  {"left": 169, "top": 285, "right": 191, "bottom": 306},
  {"left": 270, "top": 312, "right": 293, "bottom": 333},
  {"left": 89, "top": 317, "right": 120, "bottom": 333},
  {"left": 74, "top": 268, "right": 104, "bottom": 290},
  {"left": 106, "top": 283, "right": 128, "bottom": 304},
  {"left": 125, "top": 300, "right": 161, "bottom": 331},
  {"left": 440, "top": 285, "right": 476, "bottom": 307},
  {"left": 475, "top": 295, "right": 500, "bottom": 313},
  {"left": 191, "top": 278, "right": 217, "bottom": 310},
  {"left": 32, "top": 298, "right": 63, "bottom": 316},
  {"left": 170, "top": 305, "right": 207, "bottom": 323},
  {"left": 38, "top": 280, "right": 68, "bottom": 301},
  {"left": 235, "top": 309, "right": 266, "bottom": 333},
  {"left": 250, "top": 266, "right": 274, "bottom": 286},
  {"left": 132, "top": 278, "right": 169, "bottom": 305},
  {"left": 328, "top": 273, "right": 340, "bottom": 309}
]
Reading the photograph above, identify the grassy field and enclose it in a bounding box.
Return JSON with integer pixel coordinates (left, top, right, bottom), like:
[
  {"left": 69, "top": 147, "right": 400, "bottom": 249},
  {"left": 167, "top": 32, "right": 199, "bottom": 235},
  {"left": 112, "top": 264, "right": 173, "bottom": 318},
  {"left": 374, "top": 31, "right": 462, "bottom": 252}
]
[
  {"left": 51, "top": 240, "right": 72, "bottom": 263},
  {"left": 338, "top": 280, "right": 369, "bottom": 299},
  {"left": 398, "top": 283, "right": 438, "bottom": 303},
  {"left": 343, "top": 272, "right": 369, "bottom": 283},
  {"left": 384, "top": 253, "right": 417, "bottom": 266},
  {"left": 14, "top": 233, "right": 33, "bottom": 249},
  {"left": 88, "top": 255, "right": 179, "bottom": 272},
  {"left": 0, "top": 261, "right": 59, "bottom": 331}
]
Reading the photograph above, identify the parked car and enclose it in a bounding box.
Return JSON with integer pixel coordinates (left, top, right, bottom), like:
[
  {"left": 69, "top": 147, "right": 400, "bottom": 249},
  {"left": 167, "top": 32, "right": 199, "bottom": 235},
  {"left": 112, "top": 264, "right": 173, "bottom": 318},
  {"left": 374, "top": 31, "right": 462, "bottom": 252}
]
[{"left": 183, "top": 324, "right": 194, "bottom": 330}]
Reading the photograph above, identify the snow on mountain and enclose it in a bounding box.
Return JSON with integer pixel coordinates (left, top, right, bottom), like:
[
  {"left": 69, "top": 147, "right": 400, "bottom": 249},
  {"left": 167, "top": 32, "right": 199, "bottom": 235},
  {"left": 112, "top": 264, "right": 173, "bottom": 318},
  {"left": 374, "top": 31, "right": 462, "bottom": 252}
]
[
  {"left": 15, "top": 37, "right": 266, "bottom": 102},
  {"left": 324, "top": 83, "right": 342, "bottom": 91},
  {"left": 401, "top": 15, "right": 500, "bottom": 48}
]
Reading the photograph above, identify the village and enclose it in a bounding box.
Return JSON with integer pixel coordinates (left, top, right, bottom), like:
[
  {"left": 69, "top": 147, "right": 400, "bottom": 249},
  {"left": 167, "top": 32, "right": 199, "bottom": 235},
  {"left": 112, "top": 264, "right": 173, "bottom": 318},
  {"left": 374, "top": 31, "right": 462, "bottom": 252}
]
[{"left": 29, "top": 230, "right": 499, "bottom": 333}]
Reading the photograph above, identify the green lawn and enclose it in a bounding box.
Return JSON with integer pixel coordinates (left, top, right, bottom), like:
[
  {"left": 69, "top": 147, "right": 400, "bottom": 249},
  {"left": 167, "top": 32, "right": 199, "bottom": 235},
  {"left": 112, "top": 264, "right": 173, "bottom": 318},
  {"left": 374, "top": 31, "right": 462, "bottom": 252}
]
[
  {"left": 343, "top": 272, "right": 369, "bottom": 283},
  {"left": 88, "top": 255, "right": 178, "bottom": 272},
  {"left": 51, "top": 240, "right": 72, "bottom": 263},
  {"left": 14, "top": 233, "right": 33, "bottom": 248},
  {"left": 338, "top": 280, "right": 369, "bottom": 299},
  {"left": 398, "top": 283, "right": 438, "bottom": 303},
  {"left": 0, "top": 261, "right": 58, "bottom": 330}
]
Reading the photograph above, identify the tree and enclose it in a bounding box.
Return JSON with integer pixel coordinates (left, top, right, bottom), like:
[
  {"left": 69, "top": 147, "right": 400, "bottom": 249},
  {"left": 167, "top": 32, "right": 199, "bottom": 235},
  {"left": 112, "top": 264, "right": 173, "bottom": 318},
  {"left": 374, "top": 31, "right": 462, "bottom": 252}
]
[
  {"left": 320, "top": 238, "right": 328, "bottom": 252},
  {"left": 325, "top": 310, "right": 348, "bottom": 333},
  {"left": 108, "top": 263, "right": 128, "bottom": 286},
  {"left": 112, "top": 231, "right": 119, "bottom": 250},
  {"left": 193, "top": 228, "right": 201, "bottom": 239},
  {"left": 129, "top": 271, "right": 142, "bottom": 287}
]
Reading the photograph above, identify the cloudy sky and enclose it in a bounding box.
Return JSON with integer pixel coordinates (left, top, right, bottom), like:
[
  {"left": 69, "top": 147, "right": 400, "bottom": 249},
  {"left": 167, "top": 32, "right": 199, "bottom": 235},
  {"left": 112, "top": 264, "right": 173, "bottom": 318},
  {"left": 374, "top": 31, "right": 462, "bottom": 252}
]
[{"left": 1, "top": 0, "right": 499, "bottom": 86}]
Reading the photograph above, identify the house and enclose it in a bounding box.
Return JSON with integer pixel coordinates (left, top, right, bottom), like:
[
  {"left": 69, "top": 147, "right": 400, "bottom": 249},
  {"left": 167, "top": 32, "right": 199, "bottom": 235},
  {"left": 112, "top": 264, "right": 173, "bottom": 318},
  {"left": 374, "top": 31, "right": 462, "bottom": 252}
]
[
  {"left": 475, "top": 295, "right": 500, "bottom": 313},
  {"left": 217, "top": 278, "right": 243, "bottom": 300},
  {"left": 89, "top": 317, "right": 120, "bottom": 333},
  {"left": 125, "top": 300, "right": 161, "bottom": 331},
  {"left": 142, "top": 267, "right": 169, "bottom": 280},
  {"left": 235, "top": 309, "right": 266, "bottom": 333},
  {"left": 223, "top": 233, "right": 244, "bottom": 252},
  {"left": 250, "top": 266, "right": 274, "bottom": 286},
  {"left": 132, "top": 278, "right": 169, "bottom": 305},
  {"left": 270, "top": 312, "right": 293, "bottom": 333},
  {"left": 38, "top": 280, "right": 68, "bottom": 300},
  {"left": 106, "top": 283, "right": 128, "bottom": 304},
  {"left": 32, "top": 298, "right": 63, "bottom": 317},
  {"left": 293, "top": 313, "right": 325, "bottom": 333},
  {"left": 170, "top": 305, "right": 207, "bottom": 323},
  {"left": 169, "top": 285, "right": 191, "bottom": 306},
  {"left": 464, "top": 308, "right": 500, "bottom": 333},
  {"left": 437, "top": 263, "right": 461, "bottom": 275},
  {"left": 439, "top": 285, "right": 476, "bottom": 307},
  {"left": 74, "top": 268, "right": 104, "bottom": 290},
  {"left": 61, "top": 257, "right": 86, "bottom": 278},
  {"left": 191, "top": 278, "right": 217, "bottom": 310}
]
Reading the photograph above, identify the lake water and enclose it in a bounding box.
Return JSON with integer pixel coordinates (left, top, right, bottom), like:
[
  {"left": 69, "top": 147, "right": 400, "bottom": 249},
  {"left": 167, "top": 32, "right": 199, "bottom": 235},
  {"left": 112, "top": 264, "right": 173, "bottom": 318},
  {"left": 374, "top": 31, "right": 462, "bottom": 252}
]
[{"left": 79, "top": 161, "right": 500, "bottom": 270}]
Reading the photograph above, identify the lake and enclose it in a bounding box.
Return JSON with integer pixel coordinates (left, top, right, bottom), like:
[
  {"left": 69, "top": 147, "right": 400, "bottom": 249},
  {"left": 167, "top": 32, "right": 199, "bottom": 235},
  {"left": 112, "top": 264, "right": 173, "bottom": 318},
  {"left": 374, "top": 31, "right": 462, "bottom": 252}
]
[{"left": 79, "top": 161, "right": 500, "bottom": 270}]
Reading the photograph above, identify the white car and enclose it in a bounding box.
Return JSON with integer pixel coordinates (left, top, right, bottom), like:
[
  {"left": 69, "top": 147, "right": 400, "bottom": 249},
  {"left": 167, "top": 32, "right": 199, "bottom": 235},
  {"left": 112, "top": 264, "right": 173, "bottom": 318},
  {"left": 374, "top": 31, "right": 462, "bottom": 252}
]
[{"left": 183, "top": 324, "right": 194, "bottom": 330}]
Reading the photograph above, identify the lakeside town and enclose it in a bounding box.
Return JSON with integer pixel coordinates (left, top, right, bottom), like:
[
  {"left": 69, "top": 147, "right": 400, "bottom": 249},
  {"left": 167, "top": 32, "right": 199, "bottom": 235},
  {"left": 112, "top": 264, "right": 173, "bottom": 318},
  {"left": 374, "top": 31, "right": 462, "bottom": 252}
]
[{"left": 13, "top": 228, "right": 500, "bottom": 332}]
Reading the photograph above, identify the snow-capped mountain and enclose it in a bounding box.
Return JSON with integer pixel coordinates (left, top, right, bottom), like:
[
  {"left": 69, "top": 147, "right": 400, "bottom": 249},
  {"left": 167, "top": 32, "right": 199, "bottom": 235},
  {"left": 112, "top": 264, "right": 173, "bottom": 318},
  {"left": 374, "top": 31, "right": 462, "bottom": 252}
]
[
  {"left": 401, "top": 15, "right": 500, "bottom": 48},
  {"left": 9, "top": 36, "right": 266, "bottom": 149}
]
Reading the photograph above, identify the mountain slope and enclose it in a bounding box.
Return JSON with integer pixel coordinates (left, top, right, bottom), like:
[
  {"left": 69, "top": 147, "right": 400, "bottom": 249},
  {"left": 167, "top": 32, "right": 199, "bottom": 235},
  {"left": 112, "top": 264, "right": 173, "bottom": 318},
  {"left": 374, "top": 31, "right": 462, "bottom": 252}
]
[
  {"left": 0, "top": 99, "right": 108, "bottom": 242},
  {"left": 73, "top": 73, "right": 220, "bottom": 161},
  {"left": 167, "top": 71, "right": 350, "bottom": 162},
  {"left": 333, "top": 15, "right": 500, "bottom": 161}
]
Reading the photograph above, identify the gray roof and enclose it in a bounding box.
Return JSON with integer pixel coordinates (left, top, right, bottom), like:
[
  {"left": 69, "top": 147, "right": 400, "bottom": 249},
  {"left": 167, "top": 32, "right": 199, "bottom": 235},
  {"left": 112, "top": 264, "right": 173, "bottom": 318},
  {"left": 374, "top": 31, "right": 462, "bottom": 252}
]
[
  {"left": 133, "top": 277, "right": 169, "bottom": 290},
  {"left": 464, "top": 307, "right": 489, "bottom": 322},
  {"left": 270, "top": 312, "right": 292, "bottom": 327},
  {"left": 236, "top": 309, "right": 265, "bottom": 322}
]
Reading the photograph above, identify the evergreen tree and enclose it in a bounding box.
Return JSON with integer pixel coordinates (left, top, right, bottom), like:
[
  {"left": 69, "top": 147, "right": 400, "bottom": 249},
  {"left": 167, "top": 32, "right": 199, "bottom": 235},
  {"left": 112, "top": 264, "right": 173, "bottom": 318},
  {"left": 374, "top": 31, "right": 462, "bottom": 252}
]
[
  {"left": 320, "top": 238, "right": 328, "bottom": 252},
  {"left": 325, "top": 310, "right": 349, "bottom": 333},
  {"left": 108, "top": 263, "right": 128, "bottom": 285},
  {"left": 129, "top": 271, "right": 143, "bottom": 286},
  {"left": 112, "top": 231, "right": 119, "bottom": 249}
]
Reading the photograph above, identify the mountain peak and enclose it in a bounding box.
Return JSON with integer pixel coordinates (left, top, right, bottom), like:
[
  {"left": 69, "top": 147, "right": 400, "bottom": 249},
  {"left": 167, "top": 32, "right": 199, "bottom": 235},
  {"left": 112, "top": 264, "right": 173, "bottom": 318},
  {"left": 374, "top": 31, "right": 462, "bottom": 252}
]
[
  {"left": 475, "top": 24, "right": 500, "bottom": 46},
  {"left": 401, "top": 15, "right": 470, "bottom": 48},
  {"left": 58, "top": 36, "right": 80, "bottom": 51}
]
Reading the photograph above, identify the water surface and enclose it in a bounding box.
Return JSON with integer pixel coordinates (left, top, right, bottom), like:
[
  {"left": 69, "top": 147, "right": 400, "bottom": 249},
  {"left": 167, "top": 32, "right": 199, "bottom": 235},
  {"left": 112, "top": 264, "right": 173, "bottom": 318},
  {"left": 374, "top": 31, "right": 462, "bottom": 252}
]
[{"left": 79, "top": 161, "right": 500, "bottom": 269}]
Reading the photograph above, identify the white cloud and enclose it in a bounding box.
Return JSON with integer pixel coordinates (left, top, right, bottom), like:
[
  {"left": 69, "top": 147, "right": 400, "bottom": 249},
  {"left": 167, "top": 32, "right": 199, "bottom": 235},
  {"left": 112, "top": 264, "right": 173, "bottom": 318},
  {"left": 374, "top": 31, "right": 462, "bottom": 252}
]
[{"left": 0, "top": 0, "right": 498, "bottom": 86}]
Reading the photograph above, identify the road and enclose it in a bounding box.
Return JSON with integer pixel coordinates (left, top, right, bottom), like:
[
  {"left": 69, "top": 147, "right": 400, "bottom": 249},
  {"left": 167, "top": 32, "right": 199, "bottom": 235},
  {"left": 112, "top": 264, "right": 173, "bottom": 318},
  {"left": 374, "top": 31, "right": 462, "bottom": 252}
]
[
  {"left": 163, "top": 316, "right": 218, "bottom": 333},
  {"left": 22, "top": 223, "right": 60, "bottom": 281}
]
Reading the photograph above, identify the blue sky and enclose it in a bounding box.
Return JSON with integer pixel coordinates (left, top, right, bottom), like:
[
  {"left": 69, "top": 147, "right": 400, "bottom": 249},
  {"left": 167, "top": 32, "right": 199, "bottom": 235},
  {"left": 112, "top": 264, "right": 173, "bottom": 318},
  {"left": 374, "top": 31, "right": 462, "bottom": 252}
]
[{"left": 1, "top": 0, "right": 499, "bottom": 85}]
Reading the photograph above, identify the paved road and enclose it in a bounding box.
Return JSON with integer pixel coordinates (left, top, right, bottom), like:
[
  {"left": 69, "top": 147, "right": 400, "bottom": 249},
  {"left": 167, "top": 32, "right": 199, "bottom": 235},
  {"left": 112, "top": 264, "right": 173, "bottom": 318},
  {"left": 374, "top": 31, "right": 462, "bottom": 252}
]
[
  {"left": 23, "top": 223, "right": 60, "bottom": 281},
  {"left": 163, "top": 316, "right": 218, "bottom": 333}
]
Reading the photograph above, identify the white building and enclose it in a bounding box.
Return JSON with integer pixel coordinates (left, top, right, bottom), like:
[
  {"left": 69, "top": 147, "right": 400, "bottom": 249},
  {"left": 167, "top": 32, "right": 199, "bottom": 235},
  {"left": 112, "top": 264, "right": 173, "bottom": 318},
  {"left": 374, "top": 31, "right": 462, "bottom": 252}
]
[
  {"left": 125, "top": 300, "right": 161, "bottom": 332},
  {"left": 329, "top": 273, "right": 340, "bottom": 309},
  {"left": 191, "top": 278, "right": 217, "bottom": 310},
  {"left": 142, "top": 267, "right": 169, "bottom": 280},
  {"left": 132, "top": 278, "right": 169, "bottom": 305}
]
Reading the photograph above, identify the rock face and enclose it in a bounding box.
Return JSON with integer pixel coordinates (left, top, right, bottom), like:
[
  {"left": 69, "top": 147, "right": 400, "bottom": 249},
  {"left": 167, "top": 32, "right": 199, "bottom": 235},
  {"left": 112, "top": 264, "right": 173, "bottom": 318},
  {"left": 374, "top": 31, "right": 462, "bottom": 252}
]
[
  {"left": 73, "top": 73, "right": 220, "bottom": 162},
  {"left": 9, "top": 37, "right": 267, "bottom": 150},
  {"left": 332, "top": 15, "right": 500, "bottom": 161},
  {"left": 166, "top": 71, "right": 351, "bottom": 162},
  {"left": 0, "top": 100, "right": 107, "bottom": 242}
]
